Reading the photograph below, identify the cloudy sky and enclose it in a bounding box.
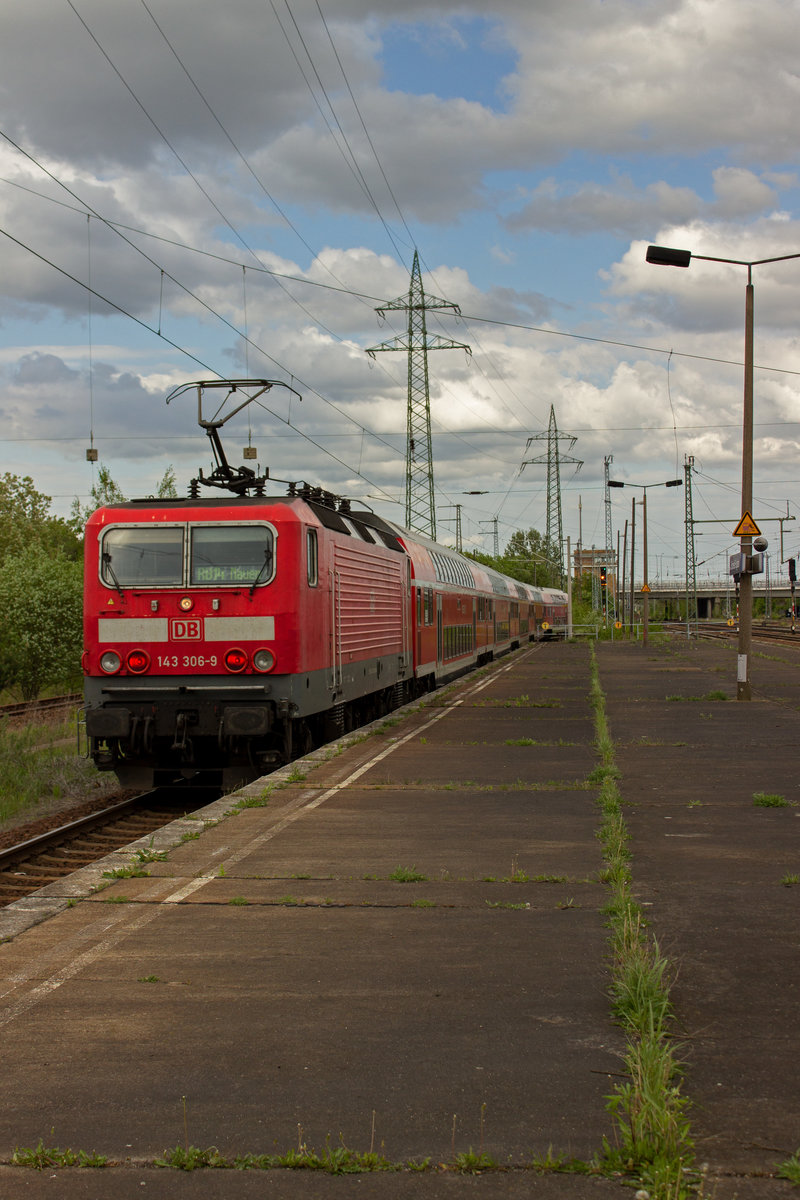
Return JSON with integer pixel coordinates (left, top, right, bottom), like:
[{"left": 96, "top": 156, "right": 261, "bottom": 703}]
[{"left": 2, "top": 0, "right": 800, "bottom": 580}]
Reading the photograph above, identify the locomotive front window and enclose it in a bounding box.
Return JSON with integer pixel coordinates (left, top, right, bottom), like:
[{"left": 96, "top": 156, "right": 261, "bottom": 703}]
[
  {"left": 190, "top": 525, "right": 274, "bottom": 586},
  {"left": 101, "top": 527, "right": 183, "bottom": 587}
]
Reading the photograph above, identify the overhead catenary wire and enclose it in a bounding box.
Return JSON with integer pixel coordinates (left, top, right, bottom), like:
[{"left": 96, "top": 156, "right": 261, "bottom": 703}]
[
  {"left": 5, "top": 165, "right": 799, "bottom": 386},
  {"left": 0, "top": 223, "right": 401, "bottom": 503}
]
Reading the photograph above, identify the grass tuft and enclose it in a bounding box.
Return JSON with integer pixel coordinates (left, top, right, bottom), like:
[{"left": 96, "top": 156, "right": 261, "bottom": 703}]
[
  {"left": 753, "top": 792, "right": 791, "bottom": 808},
  {"left": 388, "top": 865, "right": 427, "bottom": 882}
]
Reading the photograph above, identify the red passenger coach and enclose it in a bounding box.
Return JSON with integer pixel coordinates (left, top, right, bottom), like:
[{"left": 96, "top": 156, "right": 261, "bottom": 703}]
[{"left": 82, "top": 379, "right": 568, "bottom": 790}]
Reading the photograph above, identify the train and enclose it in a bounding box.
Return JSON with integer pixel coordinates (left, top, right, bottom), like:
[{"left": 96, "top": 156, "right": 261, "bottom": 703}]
[{"left": 81, "top": 380, "right": 568, "bottom": 790}]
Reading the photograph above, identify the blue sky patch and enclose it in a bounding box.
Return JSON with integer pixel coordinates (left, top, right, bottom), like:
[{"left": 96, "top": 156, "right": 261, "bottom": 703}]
[{"left": 379, "top": 15, "right": 516, "bottom": 111}]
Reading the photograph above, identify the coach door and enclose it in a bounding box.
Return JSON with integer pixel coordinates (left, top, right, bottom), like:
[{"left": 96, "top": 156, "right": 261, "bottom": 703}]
[
  {"left": 330, "top": 567, "right": 342, "bottom": 691},
  {"left": 436, "top": 593, "right": 443, "bottom": 665}
]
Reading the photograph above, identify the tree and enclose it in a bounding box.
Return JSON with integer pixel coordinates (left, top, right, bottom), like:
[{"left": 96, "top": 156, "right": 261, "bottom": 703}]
[
  {"left": 0, "top": 472, "right": 80, "bottom": 562},
  {"left": 69, "top": 464, "right": 127, "bottom": 534},
  {"left": 466, "top": 527, "right": 562, "bottom": 589},
  {"left": 156, "top": 465, "right": 178, "bottom": 498},
  {"left": 0, "top": 545, "right": 83, "bottom": 700},
  {"left": 69, "top": 463, "right": 179, "bottom": 536}
]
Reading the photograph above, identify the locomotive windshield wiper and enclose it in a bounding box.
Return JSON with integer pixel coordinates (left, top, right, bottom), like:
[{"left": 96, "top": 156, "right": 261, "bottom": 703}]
[
  {"left": 102, "top": 551, "right": 124, "bottom": 598},
  {"left": 248, "top": 550, "right": 273, "bottom": 597}
]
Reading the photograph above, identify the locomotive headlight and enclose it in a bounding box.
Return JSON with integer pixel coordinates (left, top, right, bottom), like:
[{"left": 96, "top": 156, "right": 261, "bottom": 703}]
[
  {"left": 224, "top": 647, "right": 248, "bottom": 673},
  {"left": 178, "top": 596, "right": 194, "bottom": 612},
  {"left": 100, "top": 650, "right": 122, "bottom": 674},
  {"left": 126, "top": 649, "right": 150, "bottom": 674},
  {"left": 253, "top": 648, "right": 275, "bottom": 673}
]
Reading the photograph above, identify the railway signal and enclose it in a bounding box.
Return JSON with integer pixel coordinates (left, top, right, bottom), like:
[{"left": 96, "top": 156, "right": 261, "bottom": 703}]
[{"left": 789, "top": 557, "right": 796, "bottom": 633}]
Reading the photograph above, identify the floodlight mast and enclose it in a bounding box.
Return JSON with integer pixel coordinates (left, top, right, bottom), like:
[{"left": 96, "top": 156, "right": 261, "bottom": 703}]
[
  {"left": 646, "top": 243, "right": 800, "bottom": 699},
  {"left": 165, "top": 378, "right": 301, "bottom": 496}
]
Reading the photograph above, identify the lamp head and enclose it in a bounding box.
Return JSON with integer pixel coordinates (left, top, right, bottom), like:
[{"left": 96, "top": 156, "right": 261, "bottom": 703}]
[{"left": 646, "top": 245, "right": 692, "bottom": 268}]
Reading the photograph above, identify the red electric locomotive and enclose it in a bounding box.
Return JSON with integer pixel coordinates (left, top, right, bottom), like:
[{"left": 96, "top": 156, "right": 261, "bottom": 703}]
[{"left": 82, "top": 380, "right": 567, "bottom": 790}]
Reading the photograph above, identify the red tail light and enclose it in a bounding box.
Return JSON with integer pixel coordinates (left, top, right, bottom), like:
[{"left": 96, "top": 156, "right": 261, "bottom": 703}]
[
  {"left": 224, "top": 647, "right": 248, "bottom": 673},
  {"left": 126, "top": 649, "right": 150, "bottom": 674}
]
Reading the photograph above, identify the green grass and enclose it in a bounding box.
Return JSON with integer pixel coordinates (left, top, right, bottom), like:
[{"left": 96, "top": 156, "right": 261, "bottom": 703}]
[
  {"left": 753, "top": 792, "right": 792, "bottom": 808},
  {"left": 388, "top": 865, "right": 428, "bottom": 882},
  {"left": 11, "top": 1140, "right": 107, "bottom": 1169},
  {"left": 102, "top": 864, "right": 149, "bottom": 880},
  {"left": 0, "top": 716, "right": 118, "bottom": 827},
  {"left": 589, "top": 646, "right": 694, "bottom": 1197},
  {"left": 778, "top": 1149, "right": 800, "bottom": 1183}
]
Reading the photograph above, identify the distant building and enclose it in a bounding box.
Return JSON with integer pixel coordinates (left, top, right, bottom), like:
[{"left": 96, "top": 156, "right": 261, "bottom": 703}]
[{"left": 573, "top": 548, "right": 615, "bottom": 592}]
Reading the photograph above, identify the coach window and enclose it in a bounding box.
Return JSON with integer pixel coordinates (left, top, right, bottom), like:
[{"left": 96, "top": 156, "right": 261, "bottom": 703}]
[
  {"left": 100, "top": 526, "right": 183, "bottom": 588},
  {"left": 424, "top": 586, "right": 434, "bottom": 625},
  {"left": 307, "top": 528, "right": 318, "bottom": 586},
  {"left": 191, "top": 525, "right": 274, "bottom": 586}
]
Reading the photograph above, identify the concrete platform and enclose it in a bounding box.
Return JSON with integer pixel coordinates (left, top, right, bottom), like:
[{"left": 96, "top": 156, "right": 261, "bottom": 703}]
[{"left": 0, "top": 638, "right": 797, "bottom": 1197}]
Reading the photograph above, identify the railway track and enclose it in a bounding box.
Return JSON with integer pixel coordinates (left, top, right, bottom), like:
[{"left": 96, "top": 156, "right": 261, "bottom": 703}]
[
  {"left": 0, "top": 787, "right": 219, "bottom": 907},
  {"left": 687, "top": 622, "right": 800, "bottom": 647},
  {"left": 0, "top": 693, "right": 82, "bottom": 721}
]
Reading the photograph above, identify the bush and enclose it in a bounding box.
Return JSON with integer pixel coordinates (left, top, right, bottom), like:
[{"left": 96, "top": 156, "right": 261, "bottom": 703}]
[{"left": 0, "top": 545, "right": 83, "bottom": 699}]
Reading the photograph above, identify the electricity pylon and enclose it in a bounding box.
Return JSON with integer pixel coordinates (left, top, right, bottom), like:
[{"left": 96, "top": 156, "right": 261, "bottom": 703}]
[
  {"left": 367, "top": 250, "right": 470, "bottom": 540},
  {"left": 522, "top": 405, "right": 582, "bottom": 581}
]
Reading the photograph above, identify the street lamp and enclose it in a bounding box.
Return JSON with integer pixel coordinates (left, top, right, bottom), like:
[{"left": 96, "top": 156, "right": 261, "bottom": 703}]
[
  {"left": 646, "top": 243, "right": 800, "bottom": 699},
  {"left": 608, "top": 478, "right": 682, "bottom": 645}
]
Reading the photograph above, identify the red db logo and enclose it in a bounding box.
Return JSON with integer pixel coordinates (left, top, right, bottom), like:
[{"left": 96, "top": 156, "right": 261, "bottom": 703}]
[{"left": 169, "top": 618, "right": 202, "bottom": 641}]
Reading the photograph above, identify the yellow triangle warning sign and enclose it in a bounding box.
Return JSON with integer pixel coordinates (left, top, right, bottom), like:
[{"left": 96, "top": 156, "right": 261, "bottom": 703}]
[
  {"left": 733, "top": 511, "right": 761, "bottom": 537},
  {"left": 641, "top": 583, "right": 651, "bottom": 593}
]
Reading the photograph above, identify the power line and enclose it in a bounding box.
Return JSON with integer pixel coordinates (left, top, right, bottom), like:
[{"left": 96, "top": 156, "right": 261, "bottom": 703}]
[
  {"left": 135, "top": 0, "right": 367, "bottom": 304},
  {"left": 270, "top": 0, "right": 407, "bottom": 261},
  {"left": 0, "top": 223, "right": 401, "bottom": 501}
]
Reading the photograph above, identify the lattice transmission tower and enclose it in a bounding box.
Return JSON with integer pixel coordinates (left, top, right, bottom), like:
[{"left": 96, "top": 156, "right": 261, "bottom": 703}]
[
  {"left": 522, "top": 405, "right": 582, "bottom": 580},
  {"left": 367, "top": 250, "right": 470, "bottom": 540}
]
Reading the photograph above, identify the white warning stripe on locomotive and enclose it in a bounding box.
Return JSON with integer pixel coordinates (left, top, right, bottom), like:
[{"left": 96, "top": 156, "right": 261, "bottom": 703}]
[{"left": 98, "top": 616, "right": 275, "bottom": 642}]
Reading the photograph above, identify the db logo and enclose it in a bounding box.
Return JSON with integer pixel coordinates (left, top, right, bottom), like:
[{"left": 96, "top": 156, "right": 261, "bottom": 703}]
[{"left": 170, "top": 618, "right": 202, "bottom": 641}]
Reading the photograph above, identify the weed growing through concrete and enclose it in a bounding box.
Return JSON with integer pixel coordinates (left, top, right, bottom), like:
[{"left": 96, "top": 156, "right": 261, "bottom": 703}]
[
  {"left": 505, "top": 737, "right": 578, "bottom": 746},
  {"left": 133, "top": 845, "right": 168, "bottom": 863},
  {"left": 102, "top": 864, "right": 149, "bottom": 880},
  {"left": 589, "top": 646, "right": 694, "bottom": 1197},
  {"left": 753, "top": 792, "right": 792, "bottom": 808},
  {"left": 11, "top": 1140, "right": 108, "bottom": 1169},
  {"left": 228, "top": 896, "right": 249, "bottom": 906},
  {"left": 231, "top": 793, "right": 272, "bottom": 810},
  {"left": 780, "top": 873, "right": 799, "bottom": 886},
  {"left": 388, "top": 865, "right": 427, "bottom": 882},
  {"left": 478, "top": 694, "right": 562, "bottom": 708},
  {"left": 778, "top": 1149, "right": 800, "bottom": 1183}
]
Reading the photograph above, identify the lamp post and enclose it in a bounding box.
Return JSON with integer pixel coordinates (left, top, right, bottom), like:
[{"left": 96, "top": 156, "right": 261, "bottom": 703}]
[
  {"left": 646, "top": 243, "right": 800, "bottom": 699},
  {"left": 608, "top": 478, "right": 682, "bottom": 645}
]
